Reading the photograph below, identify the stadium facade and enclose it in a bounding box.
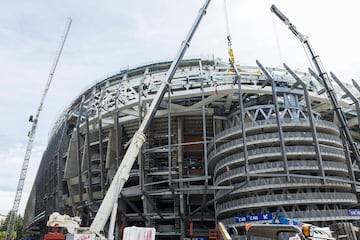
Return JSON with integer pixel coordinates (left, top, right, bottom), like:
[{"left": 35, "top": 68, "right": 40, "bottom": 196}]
[{"left": 24, "top": 57, "right": 360, "bottom": 238}]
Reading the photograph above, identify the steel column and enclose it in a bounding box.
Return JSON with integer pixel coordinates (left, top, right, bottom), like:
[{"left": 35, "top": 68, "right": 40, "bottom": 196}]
[
  {"left": 85, "top": 115, "right": 93, "bottom": 202},
  {"left": 168, "top": 88, "right": 173, "bottom": 189},
  {"left": 98, "top": 113, "right": 105, "bottom": 197},
  {"left": 257, "top": 60, "right": 290, "bottom": 182},
  {"left": 231, "top": 62, "right": 249, "bottom": 181},
  {"left": 199, "top": 60, "right": 209, "bottom": 221},
  {"left": 284, "top": 63, "right": 326, "bottom": 183},
  {"left": 75, "top": 96, "right": 85, "bottom": 203},
  {"left": 331, "top": 72, "right": 360, "bottom": 127}
]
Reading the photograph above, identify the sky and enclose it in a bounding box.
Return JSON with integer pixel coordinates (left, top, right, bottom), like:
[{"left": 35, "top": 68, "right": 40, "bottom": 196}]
[{"left": 0, "top": 0, "right": 359, "bottom": 216}]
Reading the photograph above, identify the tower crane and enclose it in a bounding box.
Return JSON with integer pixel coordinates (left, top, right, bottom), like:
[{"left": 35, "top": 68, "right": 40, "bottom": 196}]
[
  {"left": 5, "top": 18, "right": 72, "bottom": 240},
  {"left": 270, "top": 5, "right": 360, "bottom": 166}
]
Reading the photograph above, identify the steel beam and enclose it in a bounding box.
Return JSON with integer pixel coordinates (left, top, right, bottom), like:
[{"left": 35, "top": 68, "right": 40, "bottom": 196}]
[
  {"left": 331, "top": 72, "right": 360, "bottom": 127},
  {"left": 257, "top": 60, "right": 290, "bottom": 182},
  {"left": 284, "top": 63, "right": 326, "bottom": 183}
]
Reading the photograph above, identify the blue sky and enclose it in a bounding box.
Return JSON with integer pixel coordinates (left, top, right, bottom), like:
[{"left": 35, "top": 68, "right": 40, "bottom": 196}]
[{"left": 0, "top": 0, "right": 359, "bottom": 215}]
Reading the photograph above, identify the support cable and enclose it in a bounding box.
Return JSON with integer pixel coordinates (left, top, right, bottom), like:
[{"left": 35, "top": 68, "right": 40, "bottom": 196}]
[
  {"left": 271, "top": 13, "right": 283, "bottom": 65},
  {"left": 223, "top": 0, "right": 235, "bottom": 64}
]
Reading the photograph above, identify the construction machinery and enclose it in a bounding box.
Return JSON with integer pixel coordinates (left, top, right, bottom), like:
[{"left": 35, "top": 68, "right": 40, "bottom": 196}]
[
  {"left": 5, "top": 18, "right": 72, "bottom": 240},
  {"left": 45, "top": 0, "right": 211, "bottom": 239},
  {"left": 270, "top": 4, "right": 360, "bottom": 167},
  {"left": 245, "top": 213, "right": 360, "bottom": 239},
  {"left": 223, "top": 0, "right": 235, "bottom": 65},
  {"left": 245, "top": 213, "right": 335, "bottom": 240},
  {"left": 246, "top": 224, "right": 332, "bottom": 240},
  {"left": 239, "top": 4, "right": 360, "bottom": 240},
  {"left": 218, "top": 222, "right": 232, "bottom": 240}
]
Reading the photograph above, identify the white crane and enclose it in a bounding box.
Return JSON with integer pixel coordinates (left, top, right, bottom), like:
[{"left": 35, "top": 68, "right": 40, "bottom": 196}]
[
  {"left": 270, "top": 4, "right": 360, "bottom": 165},
  {"left": 47, "top": 0, "right": 212, "bottom": 239},
  {"left": 5, "top": 18, "right": 72, "bottom": 240}
]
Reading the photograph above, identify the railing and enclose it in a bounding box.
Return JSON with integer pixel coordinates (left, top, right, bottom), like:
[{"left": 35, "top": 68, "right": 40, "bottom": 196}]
[
  {"left": 207, "top": 118, "right": 340, "bottom": 152},
  {"left": 208, "top": 131, "right": 342, "bottom": 163},
  {"left": 212, "top": 145, "right": 345, "bottom": 176},
  {"left": 220, "top": 209, "right": 360, "bottom": 226},
  {"left": 215, "top": 176, "right": 351, "bottom": 199},
  {"left": 216, "top": 192, "right": 357, "bottom": 215},
  {"left": 215, "top": 160, "right": 348, "bottom": 185}
]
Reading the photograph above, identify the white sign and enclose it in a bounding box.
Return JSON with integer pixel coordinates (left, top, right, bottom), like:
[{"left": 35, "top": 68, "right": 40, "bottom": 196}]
[
  {"left": 72, "top": 234, "right": 96, "bottom": 240},
  {"left": 123, "top": 226, "right": 156, "bottom": 240}
]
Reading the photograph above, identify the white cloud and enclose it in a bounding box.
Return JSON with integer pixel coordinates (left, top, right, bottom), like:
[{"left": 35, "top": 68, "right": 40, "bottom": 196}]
[
  {"left": 0, "top": 144, "right": 45, "bottom": 215},
  {"left": 0, "top": 191, "right": 30, "bottom": 217}
]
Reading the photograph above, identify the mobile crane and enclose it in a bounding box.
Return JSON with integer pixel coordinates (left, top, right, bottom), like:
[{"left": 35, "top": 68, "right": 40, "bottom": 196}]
[
  {"left": 241, "top": 4, "right": 360, "bottom": 240},
  {"left": 46, "top": 0, "right": 211, "bottom": 239},
  {"left": 270, "top": 4, "right": 360, "bottom": 166}
]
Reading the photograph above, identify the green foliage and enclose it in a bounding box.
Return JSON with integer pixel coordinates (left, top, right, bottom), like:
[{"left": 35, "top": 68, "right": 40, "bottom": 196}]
[
  {"left": 0, "top": 219, "right": 5, "bottom": 232},
  {"left": 0, "top": 231, "right": 7, "bottom": 240},
  {"left": 0, "top": 212, "right": 25, "bottom": 240}
]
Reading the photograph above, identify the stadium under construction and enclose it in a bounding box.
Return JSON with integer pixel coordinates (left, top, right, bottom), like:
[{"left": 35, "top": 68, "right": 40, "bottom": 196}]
[{"left": 22, "top": 56, "right": 360, "bottom": 238}]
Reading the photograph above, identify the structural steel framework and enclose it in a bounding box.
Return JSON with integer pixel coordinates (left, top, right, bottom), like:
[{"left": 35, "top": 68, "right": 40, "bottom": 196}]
[{"left": 24, "top": 57, "right": 360, "bottom": 238}]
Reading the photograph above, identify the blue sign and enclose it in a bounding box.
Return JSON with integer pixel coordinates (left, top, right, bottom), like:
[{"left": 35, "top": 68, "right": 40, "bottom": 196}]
[
  {"left": 235, "top": 212, "right": 273, "bottom": 223},
  {"left": 348, "top": 209, "right": 360, "bottom": 216}
]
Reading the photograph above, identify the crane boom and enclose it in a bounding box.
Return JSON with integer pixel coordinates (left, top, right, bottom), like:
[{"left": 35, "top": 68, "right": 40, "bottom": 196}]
[
  {"left": 5, "top": 18, "right": 72, "bottom": 240},
  {"left": 88, "top": 0, "right": 212, "bottom": 237},
  {"left": 270, "top": 5, "right": 360, "bottom": 165}
]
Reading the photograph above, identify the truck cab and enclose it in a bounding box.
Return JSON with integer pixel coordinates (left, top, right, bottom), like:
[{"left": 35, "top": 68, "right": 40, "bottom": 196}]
[
  {"left": 245, "top": 223, "right": 334, "bottom": 240},
  {"left": 246, "top": 224, "right": 305, "bottom": 240}
]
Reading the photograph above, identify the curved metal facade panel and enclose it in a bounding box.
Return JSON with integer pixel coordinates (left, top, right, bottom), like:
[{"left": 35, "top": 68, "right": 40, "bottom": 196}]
[
  {"left": 24, "top": 58, "right": 360, "bottom": 238},
  {"left": 208, "top": 77, "right": 359, "bottom": 229}
]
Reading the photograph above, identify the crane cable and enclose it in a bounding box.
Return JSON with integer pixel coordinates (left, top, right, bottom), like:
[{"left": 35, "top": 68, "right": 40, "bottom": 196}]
[
  {"left": 223, "top": 1, "right": 261, "bottom": 77},
  {"left": 223, "top": 0, "right": 235, "bottom": 64},
  {"left": 271, "top": 13, "right": 284, "bottom": 66}
]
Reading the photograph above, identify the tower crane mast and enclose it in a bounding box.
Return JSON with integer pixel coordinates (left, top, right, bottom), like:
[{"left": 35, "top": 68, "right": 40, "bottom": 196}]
[
  {"left": 5, "top": 18, "right": 72, "bottom": 240},
  {"left": 270, "top": 5, "right": 360, "bottom": 165}
]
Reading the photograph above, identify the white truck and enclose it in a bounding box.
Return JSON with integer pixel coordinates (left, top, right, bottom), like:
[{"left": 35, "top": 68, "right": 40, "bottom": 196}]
[{"left": 245, "top": 214, "right": 335, "bottom": 240}]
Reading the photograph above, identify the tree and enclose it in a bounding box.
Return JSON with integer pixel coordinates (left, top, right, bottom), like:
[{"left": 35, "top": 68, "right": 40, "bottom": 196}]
[
  {"left": 0, "top": 216, "right": 6, "bottom": 239},
  {"left": 14, "top": 214, "right": 25, "bottom": 240},
  {"left": 0, "top": 217, "right": 5, "bottom": 229},
  {"left": 0, "top": 212, "right": 25, "bottom": 240}
]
